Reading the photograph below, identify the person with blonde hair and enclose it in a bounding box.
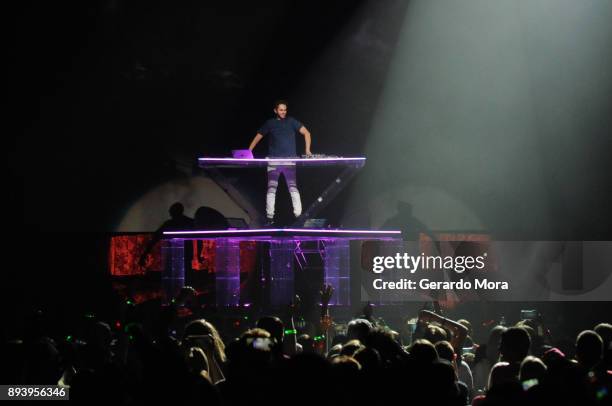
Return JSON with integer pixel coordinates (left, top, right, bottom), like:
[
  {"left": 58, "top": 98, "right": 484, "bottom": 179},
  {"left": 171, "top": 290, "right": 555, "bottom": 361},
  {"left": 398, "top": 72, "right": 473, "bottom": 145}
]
[{"left": 182, "top": 319, "right": 226, "bottom": 383}]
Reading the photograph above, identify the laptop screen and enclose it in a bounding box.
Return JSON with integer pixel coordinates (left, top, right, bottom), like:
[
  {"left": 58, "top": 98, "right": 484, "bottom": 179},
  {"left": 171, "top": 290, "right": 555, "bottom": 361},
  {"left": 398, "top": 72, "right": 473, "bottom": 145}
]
[{"left": 231, "top": 149, "right": 254, "bottom": 159}]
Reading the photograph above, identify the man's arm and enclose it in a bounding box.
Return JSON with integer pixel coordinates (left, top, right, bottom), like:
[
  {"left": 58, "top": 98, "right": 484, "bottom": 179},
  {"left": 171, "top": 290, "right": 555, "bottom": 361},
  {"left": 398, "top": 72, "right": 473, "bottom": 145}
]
[
  {"left": 299, "top": 126, "right": 312, "bottom": 156},
  {"left": 418, "top": 309, "right": 468, "bottom": 351},
  {"left": 248, "top": 133, "right": 264, "bottom": 151},
  {"left": 283, "top": 295, "right": 300, "bottom": 356},
  {"left": 317, "top": 284, "right": 334, "bottom": 354},
  {"left": 139, "top": 224, "right": 165, "bottom": 267}
]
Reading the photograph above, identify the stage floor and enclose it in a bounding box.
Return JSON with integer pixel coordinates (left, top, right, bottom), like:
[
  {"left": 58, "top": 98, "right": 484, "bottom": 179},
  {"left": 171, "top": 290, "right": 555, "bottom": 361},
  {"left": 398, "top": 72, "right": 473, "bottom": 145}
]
[
  {"left": 159, "top": 228, "right": 403, "bottom": 307},
  {"left": 163, "top": 228, "right": 401, "bottom": 241}
]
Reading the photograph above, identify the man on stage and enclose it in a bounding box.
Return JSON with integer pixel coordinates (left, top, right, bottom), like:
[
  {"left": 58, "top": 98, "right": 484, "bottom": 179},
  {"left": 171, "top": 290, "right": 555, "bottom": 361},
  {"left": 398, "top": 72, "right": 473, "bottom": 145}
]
[{"left": 248, "top": 100, "right": 312, "bottom": 226}]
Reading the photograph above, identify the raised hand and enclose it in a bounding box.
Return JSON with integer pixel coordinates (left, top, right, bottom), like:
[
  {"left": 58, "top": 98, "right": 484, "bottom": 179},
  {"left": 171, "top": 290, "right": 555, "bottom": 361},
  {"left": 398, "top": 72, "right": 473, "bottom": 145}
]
[
  {"left": 138, "top": 254, "right": 148, "bottom": 268},
  {"left": 320, "top": 284, "right": 334, "bottom": 306},
  {"left": 363, "top": 301, "right": 374, "bottom": 319},
  {"left": 289, "top": 294, "right": 301, "bottom": 317},
  {"left": 418, "top": 309, "right": 436, "bottom": 325}
]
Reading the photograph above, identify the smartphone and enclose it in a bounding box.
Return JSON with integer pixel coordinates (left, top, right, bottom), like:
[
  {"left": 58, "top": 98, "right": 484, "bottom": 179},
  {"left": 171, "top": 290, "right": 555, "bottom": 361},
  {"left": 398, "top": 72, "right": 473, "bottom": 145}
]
[
  {"left": 252, "top": 337, "right": 272, "bottom": 351},
  {"left": 522, "top": 378, "right": 538, "bottom": 391},
  {"left": 520, "top": 309, "right": 538, "bottom": 320},
  {"left": 245, "top": 337, "right": 273, "bottom": 351},
  {"left": 184, "top": 334, "right": 213, "bottom": 349}
]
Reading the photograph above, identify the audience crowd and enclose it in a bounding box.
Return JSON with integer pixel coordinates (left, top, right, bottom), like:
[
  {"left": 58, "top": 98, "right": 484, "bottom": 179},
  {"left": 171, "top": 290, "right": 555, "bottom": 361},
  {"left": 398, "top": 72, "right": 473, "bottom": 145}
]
[{"left": 2, "top": 286, "right": 611, "bottom": 405}]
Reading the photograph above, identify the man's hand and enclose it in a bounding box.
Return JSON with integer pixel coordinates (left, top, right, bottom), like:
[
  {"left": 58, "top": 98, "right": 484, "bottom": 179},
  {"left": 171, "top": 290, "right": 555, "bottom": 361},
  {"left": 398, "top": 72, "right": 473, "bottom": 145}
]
[
  {"left": 305, "top": 150, "right": 313, "bottom": 157},
  {"left": 363, "top": 301, "right": 374, "bottom": 320},
  {"left": 417, "top": 309, "right": 468, "bottom": 351},
  {"left": 248, "top": 133, "right": 264, "bottom": 151},
  {"left": 299, "top": 126, "right": 312, "bottom": 156},
  {"left": 138, "top": 254, "right": 148, "bottom": 268},
  {"left": 186, "top": 346, "right": 210, "bottom": 375},
  {"left": 289, "top": 294, "right": 301, "bottom": 317},
  {"left": 417, "top": 309, "right": 438, "bottom": 327},
  {"left": 184, "top": 334, "right": 215, "bottom": 352},
  {"left": 320, "top": 284, "right": 334, "bottom": 306}
]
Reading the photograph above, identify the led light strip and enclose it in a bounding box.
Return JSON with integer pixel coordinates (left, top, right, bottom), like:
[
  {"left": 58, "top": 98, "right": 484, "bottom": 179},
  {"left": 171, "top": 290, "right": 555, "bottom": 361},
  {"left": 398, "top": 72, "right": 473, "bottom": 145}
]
[
  {"left": 164, "top": 228, "right": 400, "bottom": 235},
  {"left": 198, "top": 157, "right": 366, "bottom": 163}
]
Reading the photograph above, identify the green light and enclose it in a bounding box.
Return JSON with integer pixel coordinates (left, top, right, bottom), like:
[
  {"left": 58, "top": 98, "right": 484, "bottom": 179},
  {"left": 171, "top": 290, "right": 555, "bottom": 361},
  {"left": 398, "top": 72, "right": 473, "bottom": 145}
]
[{"left": 596, "top": 387, "right": 608, "bottom": 400}]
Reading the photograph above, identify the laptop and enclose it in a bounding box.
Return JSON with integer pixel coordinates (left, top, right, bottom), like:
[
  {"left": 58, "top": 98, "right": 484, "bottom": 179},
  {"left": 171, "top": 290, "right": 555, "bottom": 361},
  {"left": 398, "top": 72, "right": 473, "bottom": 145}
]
[
  {"left": 303, "top": 218, "right": 327, "bottom": 228},
  {"left": 231, "top": 149, "right": 254, "bottom": 159},
  {"left": 226, "top": 217, "right": 249, "bottom": 229}
]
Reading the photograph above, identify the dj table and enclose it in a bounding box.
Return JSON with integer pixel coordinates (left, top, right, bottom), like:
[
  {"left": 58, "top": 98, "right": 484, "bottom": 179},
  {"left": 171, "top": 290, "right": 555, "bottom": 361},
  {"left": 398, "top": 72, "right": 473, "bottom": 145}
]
[
  {"left": 198, "top": 156, "right": 366, "bottom": 167},
  {"left": 198, "top": 156, "right": 366, "bottom": 226}
]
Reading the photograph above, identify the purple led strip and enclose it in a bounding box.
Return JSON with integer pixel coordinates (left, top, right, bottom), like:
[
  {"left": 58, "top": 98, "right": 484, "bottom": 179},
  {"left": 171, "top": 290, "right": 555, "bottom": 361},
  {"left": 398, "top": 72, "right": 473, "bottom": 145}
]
[
  {"left": 198, "top": 157, "right": 366, "bottom": 163},
  {"left": 164, "top": 228, "right": 401, "bottom": 236}
]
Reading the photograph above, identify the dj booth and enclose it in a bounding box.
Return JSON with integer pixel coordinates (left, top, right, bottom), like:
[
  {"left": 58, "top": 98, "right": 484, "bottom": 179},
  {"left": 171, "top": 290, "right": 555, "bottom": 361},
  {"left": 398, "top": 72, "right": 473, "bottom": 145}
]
[{"left": 161, "top": 156, "right": 403, "bottom": 307}]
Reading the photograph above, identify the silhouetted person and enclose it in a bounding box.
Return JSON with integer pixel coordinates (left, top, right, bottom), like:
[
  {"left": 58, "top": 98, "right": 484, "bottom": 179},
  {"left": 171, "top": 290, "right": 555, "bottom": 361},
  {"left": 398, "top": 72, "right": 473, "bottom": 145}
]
[
  {"left": 346, "top": 319, "right": 373, "bottom": 343},
  {"left": 193, "top": 206, "right": 229, "bottom": 230},
  {"left": 256, "top": 316, "right": 284, "bottom": 346},
  {"left": 594, "top": 323, "right": 612, "bottom": 370},
  {"left": 473, "top": 325, "right": 507, "bottom": 392},
  {"left": 381, "top": 201, "right": 446, "bottom": 305},
  {"left": 382, "top": 201, "right": 437, "bottom": 242},
  {"left": 499, "top": 327, "right": 531, "bottom": 378},
  {"left": 409, "top": 339, "right": 439, "bottom": 365},
  {"left": 139, "top": 202, "right": 194, "bottom": 267},
  {"left": 519, "top": 355, "right": 547, "bottom": 382},
  {"left": 575, "top": 330, "right": 603, "bottom": 371},
  {"left": 472, "top": 361, "right": 524, "bottom": 406}
]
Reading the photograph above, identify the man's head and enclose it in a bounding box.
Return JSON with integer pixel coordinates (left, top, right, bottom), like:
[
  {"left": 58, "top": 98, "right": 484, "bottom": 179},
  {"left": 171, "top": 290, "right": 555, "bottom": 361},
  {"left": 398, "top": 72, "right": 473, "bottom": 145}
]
[
  {"left": 575, "top": 330, "right": 603, "bottom": 370},
  {"left": 169, "top": 202, "right": 184, "bottom": 219},
  {"left": 273, "top": 100, "right": 288, "bottom": 119},
  {"left": 594, "top": 323, "right": 612, "bottom": 350},
  {"left": 487, "top": 325, "right": 507, "bottom": 362},
  {"left": 500, "top": 326, "right": 531, "bottom": 364},
  {"left": 424, "top": 325, "right": 448, "bottom": 344},
  {"left": 346, "top": 318, "right": 372, "bottom": 342},
  {"left": 435, "top": 340, "right": 456, "bottom": 363},
  {"left": 519, "top": 355, "right": 547, "bottom": 382},
  {"left": 409, "top": 339, "right": 438, "bottom": 365},
  {"left": 488, "top": 361, "right": 516, "bottom": 389},
  {"left": 256, "top": 316, "right": 284, "bottom": 343}
]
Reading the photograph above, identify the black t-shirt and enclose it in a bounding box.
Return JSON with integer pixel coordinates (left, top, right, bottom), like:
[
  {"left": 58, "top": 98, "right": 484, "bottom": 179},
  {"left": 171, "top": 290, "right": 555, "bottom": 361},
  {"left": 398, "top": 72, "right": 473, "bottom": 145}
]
[{"left": 258, "top": 116, "right": 303, "bottom": 157}]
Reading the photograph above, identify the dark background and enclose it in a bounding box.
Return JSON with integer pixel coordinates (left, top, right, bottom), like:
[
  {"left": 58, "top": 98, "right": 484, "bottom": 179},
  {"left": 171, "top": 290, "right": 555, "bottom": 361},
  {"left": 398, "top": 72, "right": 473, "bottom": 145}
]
[
  {"left": 11, "top": 0, "right": 378, "bottom": 232},
  {"left": 7, "top": 1, "right": 612, "bottom": 333},
  {"left": 7, "top": 0, "right": 386, "bottom": 331},
  {"left": 10, "top": 0, "right": 612, "bottom": 236}
]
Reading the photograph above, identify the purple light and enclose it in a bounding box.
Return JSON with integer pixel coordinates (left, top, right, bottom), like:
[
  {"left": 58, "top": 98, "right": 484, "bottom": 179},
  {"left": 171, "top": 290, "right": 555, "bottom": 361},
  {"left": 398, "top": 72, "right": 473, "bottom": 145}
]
[
  {"left": 163, "top": 228, "right": 401, "bottom": 235},
  {"left": 198, "top": 157, "right": 366, "bottom": 163}
]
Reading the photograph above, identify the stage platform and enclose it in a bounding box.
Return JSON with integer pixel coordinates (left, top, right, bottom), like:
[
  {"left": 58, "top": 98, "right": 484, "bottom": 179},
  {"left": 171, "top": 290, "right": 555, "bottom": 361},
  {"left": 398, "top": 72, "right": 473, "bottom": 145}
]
[
  {"left": 162, "top": 228, "right": 402, "bottom": 307},
  {"left": 163, "top": 228, "right": 400, "bottom": 240}
]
